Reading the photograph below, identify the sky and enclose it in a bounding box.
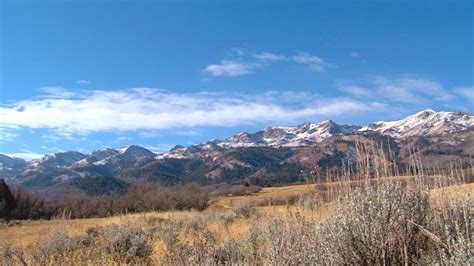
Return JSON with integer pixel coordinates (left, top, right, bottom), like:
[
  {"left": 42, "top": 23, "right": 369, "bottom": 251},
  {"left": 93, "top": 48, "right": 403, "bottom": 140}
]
[{"left": 0, "top": 0, "right": 472, "bottom": 159}]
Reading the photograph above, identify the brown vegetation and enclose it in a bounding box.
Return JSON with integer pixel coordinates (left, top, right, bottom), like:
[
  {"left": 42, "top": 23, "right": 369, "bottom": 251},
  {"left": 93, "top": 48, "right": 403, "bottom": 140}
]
[
  {"left": 0, "top": 140, "right": 472, "bottom": 264},
  {"left": 0, "top": 181, "right": 471, "bottom": 265},
  {"left": 2, "top": 182, "right": 210, "bottom": 220}
]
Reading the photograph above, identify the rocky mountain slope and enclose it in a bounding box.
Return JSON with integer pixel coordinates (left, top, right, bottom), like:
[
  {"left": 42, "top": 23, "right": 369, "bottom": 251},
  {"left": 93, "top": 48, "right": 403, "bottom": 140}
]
[
  {"left": 1, "top": 109, "right": 472, "bottom": 195},
  {"left": 359, "top": 109, "right": 472, "bottom": 138}
]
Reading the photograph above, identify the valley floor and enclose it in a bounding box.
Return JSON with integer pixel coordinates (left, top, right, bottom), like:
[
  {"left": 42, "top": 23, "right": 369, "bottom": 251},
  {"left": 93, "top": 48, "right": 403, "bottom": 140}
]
[{"left": 1, "top": 177, "right": 472, "bottom": 265}]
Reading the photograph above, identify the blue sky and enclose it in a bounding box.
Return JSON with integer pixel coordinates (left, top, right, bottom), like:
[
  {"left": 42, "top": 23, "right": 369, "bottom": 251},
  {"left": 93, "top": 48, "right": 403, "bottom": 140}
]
[{"left": 0, "top": 0, "right": 472, "bottom": 159}]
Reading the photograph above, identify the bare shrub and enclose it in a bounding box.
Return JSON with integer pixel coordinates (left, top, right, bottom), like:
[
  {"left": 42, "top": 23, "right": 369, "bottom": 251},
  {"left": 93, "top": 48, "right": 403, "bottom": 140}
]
[
  {"left": 158, "top": 222, "right": 215, "bottom": 264},
  {"left": 160, "top": 228, "right": 190, "bottom": 264},
  {"left": 318, "top": 183, "right": 431, "bottom": 264},
  {"left": 19, "top": 225, "right": 153, "bottom": 264},
  {"left": 232, "top": 202, "right": 254, "bottom": 218},
  {"left": 103, "top": 224, "right": 154, "bottom": 263},
  {"left": 31, "top": 232, "right": 95, "bottom": 264},
  {"left": 0, "top": 245, "right": 27, "bottom": 266},
  {"left": 205, "top": 182, "right": 470, "bottom": 265},
  {"left": 421, "top": 198, "right": 472, "bottom": 264}
]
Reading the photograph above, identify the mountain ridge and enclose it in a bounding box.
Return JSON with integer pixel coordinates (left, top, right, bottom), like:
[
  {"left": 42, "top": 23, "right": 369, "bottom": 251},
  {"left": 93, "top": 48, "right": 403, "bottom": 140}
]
[
  {"left": 1, "top": 109, "right": 472, "bottom": 194},
  {"left": 159, "top": 109, "right": 472, "bottom": 159},
  {"left": 2, "top": 109, "right": 471, "bottom": 164}
]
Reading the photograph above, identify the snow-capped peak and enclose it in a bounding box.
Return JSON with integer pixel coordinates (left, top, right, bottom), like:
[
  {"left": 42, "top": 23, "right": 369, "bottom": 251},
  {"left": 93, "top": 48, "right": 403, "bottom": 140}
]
[
  {"left": 359, "top": 109, "right": 473, "bottom": 138},
  {"left": 159, "top": 119, "right": 359, "bottom": 158},
  {"left": 156, "top": 110, "right": 473, "bottom": 160},
  {"left": 116, "top": 145, "right": 131, "bottom": 154},
  {"left": 27, "top": 151, "right": 86, "bottom": 170},
  {"left": 118, "top": 145, "right": 156, "bottom": 158}
]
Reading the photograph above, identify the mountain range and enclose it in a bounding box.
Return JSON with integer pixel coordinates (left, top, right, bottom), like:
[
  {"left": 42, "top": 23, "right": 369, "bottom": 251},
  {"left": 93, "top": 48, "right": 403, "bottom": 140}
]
[{"left": 1, "top": 109, "right": 472, "bottom": 197}]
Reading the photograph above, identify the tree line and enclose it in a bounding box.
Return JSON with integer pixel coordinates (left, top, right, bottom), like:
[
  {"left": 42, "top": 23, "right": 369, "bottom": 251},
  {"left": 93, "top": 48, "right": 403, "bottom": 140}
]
[{"left": 0, "top": 179, "right": 209, "bottom": 220}]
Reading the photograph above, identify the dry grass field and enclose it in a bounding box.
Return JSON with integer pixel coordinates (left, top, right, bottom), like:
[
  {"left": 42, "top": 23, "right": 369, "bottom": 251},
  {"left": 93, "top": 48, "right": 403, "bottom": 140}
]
[
  {"left": 1, "top": 175, "right": 472, "bottom": 264},
  {"left": 213, "top": 175, "right": 419, "bottom": 208}
]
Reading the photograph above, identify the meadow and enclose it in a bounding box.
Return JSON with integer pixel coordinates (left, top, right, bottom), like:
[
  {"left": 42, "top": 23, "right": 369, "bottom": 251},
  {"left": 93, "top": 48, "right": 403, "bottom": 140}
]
[{"left": 0, "top": 168, "right": 472, "bottom": 265}]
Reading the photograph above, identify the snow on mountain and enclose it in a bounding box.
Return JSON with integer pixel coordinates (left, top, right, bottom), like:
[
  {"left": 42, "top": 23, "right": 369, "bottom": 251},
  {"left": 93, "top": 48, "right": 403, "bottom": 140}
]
[
  {"left": 359, "top": 109, "right": 473, "bottom": 138},
  {"left": 119, "top": 145, "right": 156, "bottom": 158},
  {"left": 0, "top": 154, "right": 26, "bottom": 169},
  {"left": 18, "top": 145, "right": 156, "bottom": 173},
  {"left": 158, "top": 119, "right": 361, "bottom": 158},
  {"left": 4, "top": 109, "right": 472, "bottom": 172},
  {"left": 218, "top": 120, "right": 360, "bottom": 149},
  {"left": 27, "top": 151, "right": 86, "bottom": 170},
  {"left": 116, "top": 146, "right": 129, "bottom": 154},
  {"left": 0, "top": 154, "right": 27, "bottom": 175},
  {"left": 88, "top": 145, "right": 155, "bottom": 166},
  {"left": 219, "top": 131, "right": 267, "bottom": 148},
  {"left": 72, "top": 148, "right": 120, "bottom": 167},
  {"left": 157, "top": 109, "right": 472, "bottom": 159},
  {"left": 282, "top": 120, "right": 361, "bottom": 147}
]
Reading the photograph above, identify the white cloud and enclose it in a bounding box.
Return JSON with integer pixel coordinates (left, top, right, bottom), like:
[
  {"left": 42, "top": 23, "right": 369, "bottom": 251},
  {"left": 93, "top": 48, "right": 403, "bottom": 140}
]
[
  {"left": 204, "top": 51, "right": 329, "bottom": 76},
  {"left": 4, "top": 152, "right": 44, "bottom": 160},
  {"left": 76, "top": 80, "right": 91, "bottom": 84},
  {"left": 291, "top": 53, "right": 323, "bottom": 64},
  {"left": 116, "top": 136, "right": 132, "bottom": 141},
  {"left": 37, "top": 87, "right": 78, "bottom": 98},
  {"left": 203, "top": 60, "right": 259, "bottom": 76},
  {"left": 454, "top": 86, "right": 474, "bottom": 102},
  {"left": 175, "top": 129, "right": 202, "bottom": 136},
  {"left": 0, "top": 88, "right": 383, "bottom": 137},
  {"left": 253, "top": 52, "right": 286, "bottom": 62},
  {"left": 40, "top": 146, "right": 65, "bottom": 153},
  {"left": 338, "top": 77, "right": 455, "bottom": 104},
  {"left": 291, "top": 53, "right": 327, "bottom": 72},
  {"left": 338, "top": 85, "right": 371, "bottom": 98},
  {"left": 0, "top": 126, "right": 19, "bottom": 143},
  {"left": 139, "top": 131, "right": 162, "bottom": 138}
]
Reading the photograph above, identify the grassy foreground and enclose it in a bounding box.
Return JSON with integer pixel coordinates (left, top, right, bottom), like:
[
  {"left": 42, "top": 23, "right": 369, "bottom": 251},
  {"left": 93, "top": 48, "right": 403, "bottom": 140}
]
[{"left": 0, "top": 177, "right": 472, "bottom": 265}]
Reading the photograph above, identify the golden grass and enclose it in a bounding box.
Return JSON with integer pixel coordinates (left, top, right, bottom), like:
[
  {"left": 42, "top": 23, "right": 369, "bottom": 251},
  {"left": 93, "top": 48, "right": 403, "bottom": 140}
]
[
  {"left": 0, "top": 211, "right": 180, "bottom": 250},
  {"left": 207, "top": 218, "right": 252, "bottom": 242},
  {"left": 1, "top": 178, "right": 471, "bottom": 259},
  {"left": 214, "top": 183, "right": 316, "bottom": 208},
  {"left": 430, "top": 182, "right": 473, "bottom": 199},
  {"left": 213, "top": 175, "right": 427, "bottom": 208}
]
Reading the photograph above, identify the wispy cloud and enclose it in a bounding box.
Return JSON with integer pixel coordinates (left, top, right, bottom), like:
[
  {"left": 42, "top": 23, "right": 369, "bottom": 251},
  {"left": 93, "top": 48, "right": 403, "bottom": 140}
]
[
  {"left": 203, "top": 60, "right": 260, "bottom": 77},
  {"left": 203, "top": 50, "right": 329, "bottom": 77},
  {"left": 454, "top": 86, "right": 474, "bottom": 102},
  {"left": 338, "top": 76, "right": 455, "bottom": 104},
  {"left": 37, "top": 87, "right": 78, "bottom": 98},
  {"left": 291, "top": 52, "right": 327, "bottom": 72},
  {"left": 0, "top": 88, "right": 383, "bottom": 138},
  {"left": 116, "top": 136, "right": 133, "bottom": 141},
  {"left": 40, "top": 146, "right": 65, "bottom": 153},
  {"left": 0, "top": 126, "right": 19, "bottom": 143},
  {"left": 139, "top": 131, "right": 162, "bottom": 138},
  {"left": 4, "top": 151, "right": 44, "bottom": 160},
  {"left": 253, "top": 52, "right": 286, "bottom": 62},
  {"left": 175, "top": 129, "right": 202, "bottom": 136},
  {"left": 76, "top": 80, "right": 91, "bottom": 84}
]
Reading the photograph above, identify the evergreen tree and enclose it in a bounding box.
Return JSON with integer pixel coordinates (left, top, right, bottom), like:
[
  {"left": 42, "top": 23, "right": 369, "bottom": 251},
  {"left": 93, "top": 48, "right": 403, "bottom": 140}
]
[{"left": 0, "top": 179, "right": 16, "bottom": 219}]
